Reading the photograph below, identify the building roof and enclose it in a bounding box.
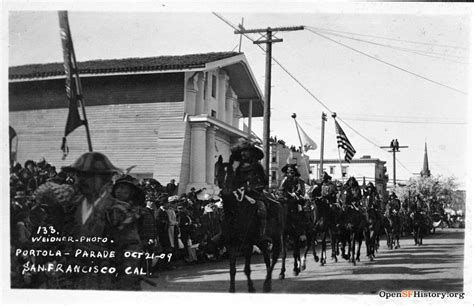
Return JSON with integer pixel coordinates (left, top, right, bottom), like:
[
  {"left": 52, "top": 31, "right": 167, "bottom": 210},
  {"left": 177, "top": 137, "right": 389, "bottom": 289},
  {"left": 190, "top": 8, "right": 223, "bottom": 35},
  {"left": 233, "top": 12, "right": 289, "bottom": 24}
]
[
  {"left": 9, "top": 51, "right": 264, "bottom": 117},
  {"left": 309, "top": 158, "right": 386, "bottom": 165},
  {"left": 420, "top": 142, "right": 431, "bottom": 177},
  {"left": 9, "top": 52, "right": 241, "bottom": 80}
]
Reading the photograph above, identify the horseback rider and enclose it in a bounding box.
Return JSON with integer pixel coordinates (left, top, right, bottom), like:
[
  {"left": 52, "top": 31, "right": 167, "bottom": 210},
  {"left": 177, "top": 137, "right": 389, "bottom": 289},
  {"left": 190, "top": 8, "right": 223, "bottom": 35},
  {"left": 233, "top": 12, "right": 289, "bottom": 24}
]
[
  {"left": 279, "top": 164, "right": 306, "bottom": 206},
  {"left": 230, "top": 139, "right": 271, "bottom": 244},
  {"left": 364, "top": 182, "right": 382, "bottom": 214},
  {"left": 385, "top": 192, "right": 401, "bottom": 217},
  {"left": 321, "top": 172, "right": 338, "bottom": 205}
]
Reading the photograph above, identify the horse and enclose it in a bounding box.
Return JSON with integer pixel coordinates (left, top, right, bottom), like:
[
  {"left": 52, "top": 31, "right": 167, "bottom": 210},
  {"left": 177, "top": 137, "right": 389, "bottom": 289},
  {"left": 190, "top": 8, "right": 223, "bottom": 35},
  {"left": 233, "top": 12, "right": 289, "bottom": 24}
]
[
  {"left": 279, "top": 195, "right": 317, "bottom": 279},
  {"left": 362, "top": 195, "right": 382, "bottom": 260},
  {"left": 339, "top": 177, "right": 366, "bottom": 265},
  {"left": 301, "top": 199, "right": 319, "bottom": 270},
  {"left": 220, "top": 162, "right": 284, "bottom": 293},
  {"left": 410, "top": 209, "right": 428, "bottom": 246},
  {"left": 383, "top": 210, "right": 402, "bottom": 249}
]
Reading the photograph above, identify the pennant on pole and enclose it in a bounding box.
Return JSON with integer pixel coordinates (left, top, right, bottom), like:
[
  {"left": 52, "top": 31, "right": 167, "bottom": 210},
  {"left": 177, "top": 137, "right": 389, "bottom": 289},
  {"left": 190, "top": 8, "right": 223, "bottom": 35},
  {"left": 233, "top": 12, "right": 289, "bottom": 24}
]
[
  {"left": 59, "top": 11, "right": 84, "bottom": 159},
  {"left": 296, "top": 122, "right": 317, "bottom": 152},
  {"left": 334, "top": 120, "right": 356, "bottom": 163}
]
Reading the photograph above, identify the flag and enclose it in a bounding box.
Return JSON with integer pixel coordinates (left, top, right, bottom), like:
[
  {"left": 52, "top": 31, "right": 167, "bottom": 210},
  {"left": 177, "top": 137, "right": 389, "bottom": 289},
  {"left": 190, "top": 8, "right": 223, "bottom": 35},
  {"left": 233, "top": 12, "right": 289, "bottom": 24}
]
[
  {"left": 334, "top": 120, "right": 356, "bottom": 163},
  {"left": 296, "top": 122, "right": 317, "bottom": 152},
  {"left": 59, "top": 11, "right": 84, "bottom": 158}
]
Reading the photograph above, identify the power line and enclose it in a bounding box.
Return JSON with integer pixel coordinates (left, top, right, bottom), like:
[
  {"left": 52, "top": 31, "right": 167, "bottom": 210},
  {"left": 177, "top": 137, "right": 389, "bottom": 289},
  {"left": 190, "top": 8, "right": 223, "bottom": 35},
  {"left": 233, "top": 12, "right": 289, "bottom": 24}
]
[
  {"left": 305, "top": 27, "right": 467, "bottom": 95},
  {"left": 341, "top": 117, "right": 468, "bottom": 125},
  {"left": 309, "top": 26, "right": 468, "bottom": 51},
  {"left": 306, "top": 27, "right": 469, "bottom": 64},
  {"left": 212, "top": 13, "right": 415, "bottom": 176}
]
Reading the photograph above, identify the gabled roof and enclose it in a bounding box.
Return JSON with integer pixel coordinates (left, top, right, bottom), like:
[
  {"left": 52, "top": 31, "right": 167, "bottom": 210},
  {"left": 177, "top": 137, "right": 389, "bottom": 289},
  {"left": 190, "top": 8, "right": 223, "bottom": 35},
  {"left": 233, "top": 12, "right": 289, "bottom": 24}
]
[
  {"left": 9, "top": 52, "right": 240, "bottom": 80},
  {"left": 9, "top": 51, "right": 264, "bottom": 117}
]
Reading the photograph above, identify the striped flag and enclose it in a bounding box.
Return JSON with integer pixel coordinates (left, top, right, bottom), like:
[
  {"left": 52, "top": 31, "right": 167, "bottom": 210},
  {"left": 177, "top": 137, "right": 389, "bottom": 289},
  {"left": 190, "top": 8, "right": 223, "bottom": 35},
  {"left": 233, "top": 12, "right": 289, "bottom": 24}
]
[
  {"left": 335, "top": 120, "right": 356, "bottom": 162},
  {"left": 59, "top": 11, "right": 84, "bottom": 158}
]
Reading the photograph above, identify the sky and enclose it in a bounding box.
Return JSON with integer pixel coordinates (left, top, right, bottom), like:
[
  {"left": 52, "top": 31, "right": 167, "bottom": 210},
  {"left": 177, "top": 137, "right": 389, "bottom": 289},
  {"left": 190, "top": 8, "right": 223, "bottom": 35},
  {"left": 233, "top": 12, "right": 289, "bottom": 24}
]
[{"left": 4, "top": 2, "right": 472, "bottom": 189}]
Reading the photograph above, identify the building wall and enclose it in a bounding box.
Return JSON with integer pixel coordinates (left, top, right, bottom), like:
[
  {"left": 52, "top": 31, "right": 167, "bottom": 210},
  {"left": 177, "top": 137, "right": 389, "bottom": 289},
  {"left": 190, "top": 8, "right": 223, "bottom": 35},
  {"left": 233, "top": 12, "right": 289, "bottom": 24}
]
[
  {"left": 270, "top": 143, "right": 310, "bottom": 188},
  {"left": 9, "top": 73, "right": 185, "bottom": 181},
  {"left": 10, "top": 102, "right": 183, "bottom": 177},
  {"left": 10, "top": 68, "right": 255, "bottom": 194},
  {"left": 309, "top": 158, "right": 388, "bottom": 194}
]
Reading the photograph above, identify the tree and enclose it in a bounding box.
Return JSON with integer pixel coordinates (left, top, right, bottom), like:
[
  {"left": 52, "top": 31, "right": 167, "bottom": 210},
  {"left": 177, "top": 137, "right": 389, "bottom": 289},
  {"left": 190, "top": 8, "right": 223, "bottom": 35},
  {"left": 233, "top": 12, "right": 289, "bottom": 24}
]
[{"left": 394, "top": 175, "right": 459, "bottom": 209}]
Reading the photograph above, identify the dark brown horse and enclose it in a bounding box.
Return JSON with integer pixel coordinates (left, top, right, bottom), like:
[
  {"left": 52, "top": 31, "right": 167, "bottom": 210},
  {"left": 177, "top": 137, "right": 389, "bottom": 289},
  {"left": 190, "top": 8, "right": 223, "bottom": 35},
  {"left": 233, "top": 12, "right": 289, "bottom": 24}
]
[
  {"left": 362, "top": 195, "right": 383, "bottom": 260},
  {"left": 410, "top": 209, "right": 428, "bottom": 246},
  {"left": 279, "top": 196, "right": 318, "bottom": 279},
  {"left": 339, "top": 177, "right": 366, "bottom": 265},
  {"left": 310, "top": 181, "right": 340, "bottom": 266},
  {"left": 219, "top": 161, "right": 284, "bottom": 293},
  {"left": 384, "top": 210, "right": 402, "bottom": 249}
]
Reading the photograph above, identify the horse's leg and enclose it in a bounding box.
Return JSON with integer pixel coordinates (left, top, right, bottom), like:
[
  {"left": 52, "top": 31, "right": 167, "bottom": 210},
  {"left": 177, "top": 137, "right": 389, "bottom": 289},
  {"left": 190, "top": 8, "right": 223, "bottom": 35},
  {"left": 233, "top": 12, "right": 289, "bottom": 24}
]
[
  {"left": 279, "top": 234, "right": 287, "bottom": 280},
  {"left": 386, "top": 227, "right": 393, "bottom": 249},
  {"left": 228, "top": 245, "right": 237, "bottom": 293},
  {"left": 331, "top": 230, "right": 338, "bottom": 263},
  {"left": 311, "top": 229, "right": 319, "bottom": 262},
  {"left": 263, "top": 232, "right": 280, "bottom": 293},
  {"left": 364, "top": 229, "right": 370, "bottom": 257},
  {"left": 419, "top": 226, "right": 423, "bottom": 245},
  {"left": 320, "top": 231, "right": 326, "bottom": 266},
  {"left": 243, "top": 245, "right": 256, "bottom": 293},
  {"left": 302, "top": 230, "right": 311, "bottom": 270},
  {"left": 350, "top": 232, "right": 356, "bottom": 265},
  {"left": 293, "top": 234, "right": 301, "bottom": 276},
  {"left": 356, "top": 232, "right": 363, "bottom": 262}
]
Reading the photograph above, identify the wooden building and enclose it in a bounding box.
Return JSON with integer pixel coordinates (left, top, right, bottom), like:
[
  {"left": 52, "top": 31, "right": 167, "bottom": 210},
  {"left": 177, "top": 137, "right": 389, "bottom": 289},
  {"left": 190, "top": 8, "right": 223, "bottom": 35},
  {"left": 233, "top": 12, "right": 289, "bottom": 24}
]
[{"left": 9, "top": 52, "right": 263, "bottom": 194}]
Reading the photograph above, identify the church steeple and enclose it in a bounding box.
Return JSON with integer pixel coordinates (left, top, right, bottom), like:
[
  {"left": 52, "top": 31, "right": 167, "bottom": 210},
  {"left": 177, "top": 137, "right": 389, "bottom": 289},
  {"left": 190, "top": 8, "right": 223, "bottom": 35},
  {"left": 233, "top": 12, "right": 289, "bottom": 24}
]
[{"left": 420, "top": 141, "right": 431, "bottom": 177}]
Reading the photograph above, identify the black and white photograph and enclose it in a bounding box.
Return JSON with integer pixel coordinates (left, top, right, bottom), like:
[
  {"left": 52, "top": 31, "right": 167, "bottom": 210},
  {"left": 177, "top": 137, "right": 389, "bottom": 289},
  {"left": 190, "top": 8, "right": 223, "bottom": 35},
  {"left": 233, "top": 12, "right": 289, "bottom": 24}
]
[{"left": 3, "top": 1, "right": 472, "bottom": 304}]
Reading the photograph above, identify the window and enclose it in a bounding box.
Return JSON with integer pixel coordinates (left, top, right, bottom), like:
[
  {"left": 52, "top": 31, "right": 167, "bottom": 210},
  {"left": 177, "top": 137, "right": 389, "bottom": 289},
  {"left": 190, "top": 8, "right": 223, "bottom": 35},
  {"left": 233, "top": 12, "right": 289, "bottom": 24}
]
[
  {"left": 271, "top": 171, "right": 277, "bottom": 183},
  {"left": 341, "top": 166, "right": 348, "bottom": 177},
  {"left": 329, "top": 166, "right": 335, "bottom": 174},
  {"left": 271, "top": 151, "right": 277, "bottom": 163},
  {"left": 211, "top": 75, "right": 217, "bottom": 98},
  {"left": 211, "top": 110, "right": 217, "bottom": 118}
]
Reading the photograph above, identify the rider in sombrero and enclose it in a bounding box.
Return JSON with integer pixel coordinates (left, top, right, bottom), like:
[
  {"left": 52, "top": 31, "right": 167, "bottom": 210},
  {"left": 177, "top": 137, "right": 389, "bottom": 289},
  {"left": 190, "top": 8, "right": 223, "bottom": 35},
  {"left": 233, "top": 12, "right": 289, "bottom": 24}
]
[
  {"left": 279, "top": 164, "right": 306, "bottom": 209},
  {"left": 364, "top": 182, "right": 382, "bottom": 214},
  {"left": 230, "top": 138, "right": 271, "bottom": 244},
  {"left": 385, "top": 191, "right": 401, "bottom": 217}
]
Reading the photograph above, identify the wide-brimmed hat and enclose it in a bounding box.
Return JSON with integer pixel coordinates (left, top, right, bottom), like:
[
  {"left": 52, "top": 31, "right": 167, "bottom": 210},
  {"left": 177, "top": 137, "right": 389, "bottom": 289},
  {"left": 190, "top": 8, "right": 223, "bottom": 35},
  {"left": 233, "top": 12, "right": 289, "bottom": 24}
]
[
  {"left": 62, "top": 152, "right": 121, "bottom": 174},
  {"left": 113, "top": 175, "right": 140, "bottom": 192},
  {"left": 113, "top": 174, "right": 145, "bottom": 206},
  {"left": 230, "top": 138, "right": 264, "bottom": 161},
  {"left": 281, "top": 164, "right": 301, "bottom": 177},
  {"left": 24, "top": 160, "right": 36, "bottom": 169},
  {"left": 323, "top": 172, "right": 332, "bottom": 181}
]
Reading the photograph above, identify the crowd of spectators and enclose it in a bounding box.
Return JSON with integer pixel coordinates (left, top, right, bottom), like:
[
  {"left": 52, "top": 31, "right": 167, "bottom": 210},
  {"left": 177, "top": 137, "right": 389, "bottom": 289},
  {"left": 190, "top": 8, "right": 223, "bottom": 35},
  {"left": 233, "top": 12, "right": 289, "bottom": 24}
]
[{"left": 10, "top": 158, "right": 225, "bottom": 288}]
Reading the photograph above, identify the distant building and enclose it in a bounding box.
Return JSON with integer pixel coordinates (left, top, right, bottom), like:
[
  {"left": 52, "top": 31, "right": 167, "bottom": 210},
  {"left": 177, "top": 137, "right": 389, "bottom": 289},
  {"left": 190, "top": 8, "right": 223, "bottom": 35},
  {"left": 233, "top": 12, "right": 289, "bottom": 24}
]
[
  {"left": 269, "top": 137, "right": 310, "bottom": 188},
  {"left": 309, "top": 155, "right": 389, "bottom": 195},
  {"left": 420, "top": 141, "right": 431, "bottom": 177},
  {"left": 9, "top": 52, "right": 263, "bottom": 194}
]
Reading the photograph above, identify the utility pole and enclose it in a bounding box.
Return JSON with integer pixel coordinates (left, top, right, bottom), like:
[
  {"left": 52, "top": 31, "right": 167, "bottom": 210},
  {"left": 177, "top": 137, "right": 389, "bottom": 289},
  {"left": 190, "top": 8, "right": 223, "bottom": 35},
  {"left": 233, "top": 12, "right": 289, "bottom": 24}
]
[
  {"left": 234, "top": 25, "right": 304, "bottom": 179},
  {"left": 380, "top": 139, "right": 408, "bottom": 188},
  {"left": 319, "top": 112, "right": 327, "bottom": 179}
]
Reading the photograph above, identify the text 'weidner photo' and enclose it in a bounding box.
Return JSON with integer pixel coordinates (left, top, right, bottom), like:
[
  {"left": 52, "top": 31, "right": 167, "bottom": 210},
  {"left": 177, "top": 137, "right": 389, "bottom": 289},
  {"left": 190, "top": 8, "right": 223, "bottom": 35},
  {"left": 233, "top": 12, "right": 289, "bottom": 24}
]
[{"left": 8, "top": 7, "right": 469, "bottom": 297}]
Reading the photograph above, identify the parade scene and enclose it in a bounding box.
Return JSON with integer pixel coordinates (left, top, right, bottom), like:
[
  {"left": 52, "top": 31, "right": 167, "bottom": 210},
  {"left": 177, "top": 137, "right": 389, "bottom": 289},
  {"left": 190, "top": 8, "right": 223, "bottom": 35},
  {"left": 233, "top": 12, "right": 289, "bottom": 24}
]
[{"left": 6, "top": 3, "right": 470, "bottom": 302}]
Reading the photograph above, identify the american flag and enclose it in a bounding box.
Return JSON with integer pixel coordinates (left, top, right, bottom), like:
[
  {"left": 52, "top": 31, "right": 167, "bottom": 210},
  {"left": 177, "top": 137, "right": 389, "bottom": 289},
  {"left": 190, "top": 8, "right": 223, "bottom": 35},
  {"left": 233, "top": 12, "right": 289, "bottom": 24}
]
[{"left": 335, "top": 120, "right": 356, "bottom": 163}]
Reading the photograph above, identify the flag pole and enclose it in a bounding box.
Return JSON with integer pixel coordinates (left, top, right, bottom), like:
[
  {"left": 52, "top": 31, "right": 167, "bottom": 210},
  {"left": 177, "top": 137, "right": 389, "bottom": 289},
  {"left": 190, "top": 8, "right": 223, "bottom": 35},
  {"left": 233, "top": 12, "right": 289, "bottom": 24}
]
[
  {"left": 61, "top": 11, "right": 93, "bottom": 152},
  {"left": 291, "top": 113, "right": 310, "bottom": 182},
  {"left": 333, "top": 113, "right": 345, "bottom": 184},
  {"left": 319, "top": 112, "right": 327, "bottom": 180}
]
